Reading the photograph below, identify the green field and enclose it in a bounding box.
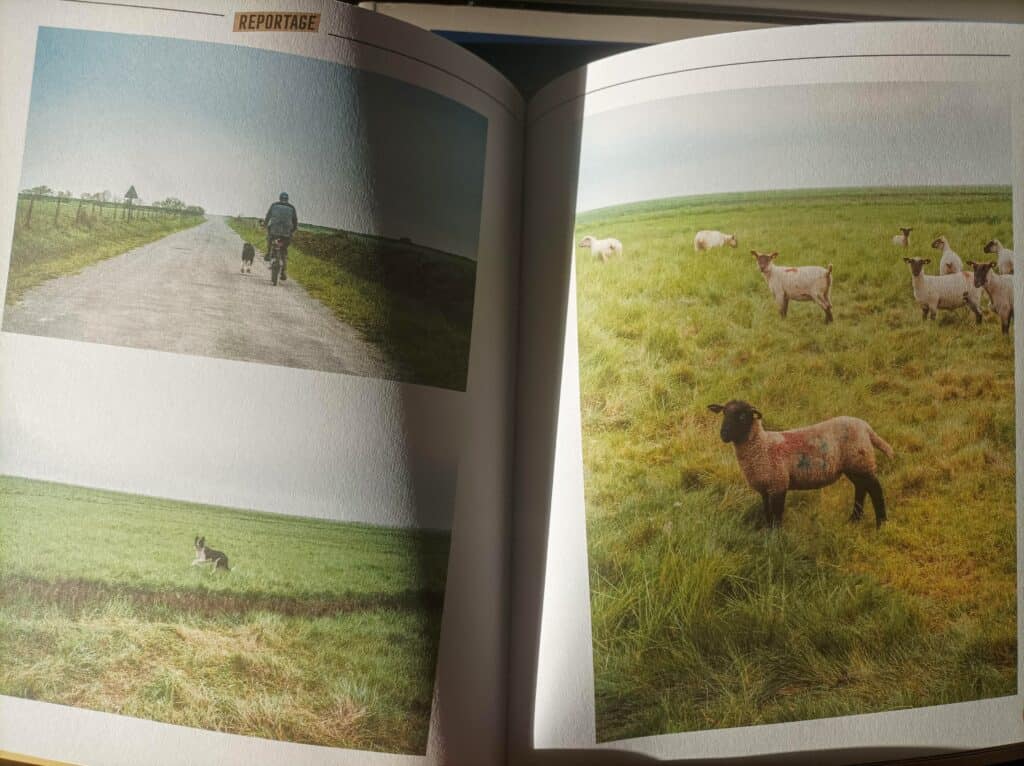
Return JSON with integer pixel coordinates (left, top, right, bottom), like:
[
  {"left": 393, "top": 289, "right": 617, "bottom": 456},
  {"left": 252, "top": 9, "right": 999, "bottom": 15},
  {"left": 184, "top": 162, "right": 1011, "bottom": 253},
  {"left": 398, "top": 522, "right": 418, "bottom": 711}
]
[
  {"left": 6, "top": 196, "right": 203, "bottom": 304},
  {"left": 575, "top": 187, "right": 1016, "bottom": 741},
  {"left": 228, "top": 219, "right": 477, "bottom": 391},
  {"left": 0, "top": 476, "right": 450, "bottom": 754}
]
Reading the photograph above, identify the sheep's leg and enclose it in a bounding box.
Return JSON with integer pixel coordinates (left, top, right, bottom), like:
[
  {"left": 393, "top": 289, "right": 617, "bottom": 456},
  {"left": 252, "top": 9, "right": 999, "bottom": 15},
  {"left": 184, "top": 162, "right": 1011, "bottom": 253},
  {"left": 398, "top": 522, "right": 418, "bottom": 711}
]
[
  {"left": 847, "top": 476, "right": 866, "bottom": 523},
  {"left": 966, "top": 296, "right": 983, "bottom": 324},
  {"left": 864, "top": 476, "right": 887, "bottom": 528},
  {"left": 769, "top": 492, "right": 786, "bottom": 528},
  {"left": 759, "top": 491, "right": 772, "bottom": 528},
  {"left": 818, "top": 298, "right": 834, "bottom": 324},
  {"left": 1003, "top": 309, "right": 1013, "bottom": 335},
  {"left": 920, "top": 305, "right": 929, "bottom": 321},
  {"left": 777, "top": 296, "right": 789, "bottom": 318}
]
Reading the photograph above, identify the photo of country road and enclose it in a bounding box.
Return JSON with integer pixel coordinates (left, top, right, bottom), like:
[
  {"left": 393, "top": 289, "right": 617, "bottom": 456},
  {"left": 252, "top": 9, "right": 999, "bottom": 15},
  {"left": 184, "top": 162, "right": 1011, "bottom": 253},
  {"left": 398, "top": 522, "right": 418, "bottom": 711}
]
[
  {"left": 5, "top": 26, "right": 487, "bottom": 390},
  {"left": 5, "top": 216, "right": 389, "bottom": 377}
]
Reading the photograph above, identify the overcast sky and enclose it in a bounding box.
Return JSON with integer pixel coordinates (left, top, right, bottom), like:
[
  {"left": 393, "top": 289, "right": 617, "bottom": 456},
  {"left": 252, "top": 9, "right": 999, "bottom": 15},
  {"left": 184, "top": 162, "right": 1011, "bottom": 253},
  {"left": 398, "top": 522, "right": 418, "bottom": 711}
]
[
  {"left": 20, "top": 27, "right": 488, "bottom": 260},
  {"left": 576, "top": 81, "right": 1011, "bottom": 212}
]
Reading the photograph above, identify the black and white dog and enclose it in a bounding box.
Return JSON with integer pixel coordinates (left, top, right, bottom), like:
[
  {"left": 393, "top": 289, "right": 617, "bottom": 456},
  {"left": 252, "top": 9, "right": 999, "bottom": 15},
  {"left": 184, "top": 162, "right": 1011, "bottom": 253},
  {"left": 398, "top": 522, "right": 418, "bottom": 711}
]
[
  {"left": 241, "top": 242, "right": 256, "bottom": 273},
  {"left": 192, "top": 536, "right": 230, "bottom": 572}
]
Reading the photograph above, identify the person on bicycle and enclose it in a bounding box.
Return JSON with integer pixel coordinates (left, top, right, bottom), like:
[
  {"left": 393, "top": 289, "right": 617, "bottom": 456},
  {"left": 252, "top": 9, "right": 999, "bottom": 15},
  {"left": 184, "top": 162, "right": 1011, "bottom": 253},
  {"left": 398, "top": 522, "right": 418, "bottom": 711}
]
[{"left": 263, "top": 192, "right": 298, "bottom": 281}]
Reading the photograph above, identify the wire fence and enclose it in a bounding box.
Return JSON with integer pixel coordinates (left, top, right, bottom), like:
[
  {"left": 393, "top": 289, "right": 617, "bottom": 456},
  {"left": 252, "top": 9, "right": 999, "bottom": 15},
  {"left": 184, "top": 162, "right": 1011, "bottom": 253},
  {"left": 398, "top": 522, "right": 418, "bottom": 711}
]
[{"left": 14, "top": 193, "right": 204, "bottom": 230}]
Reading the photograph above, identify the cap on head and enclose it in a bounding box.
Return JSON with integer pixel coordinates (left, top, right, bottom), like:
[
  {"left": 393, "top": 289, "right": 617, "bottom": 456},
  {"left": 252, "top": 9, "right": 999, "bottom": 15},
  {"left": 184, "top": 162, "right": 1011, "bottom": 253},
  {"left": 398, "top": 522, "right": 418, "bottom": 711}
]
[{"left": 279, "top": 192, "right": 289, "bottom": 202}]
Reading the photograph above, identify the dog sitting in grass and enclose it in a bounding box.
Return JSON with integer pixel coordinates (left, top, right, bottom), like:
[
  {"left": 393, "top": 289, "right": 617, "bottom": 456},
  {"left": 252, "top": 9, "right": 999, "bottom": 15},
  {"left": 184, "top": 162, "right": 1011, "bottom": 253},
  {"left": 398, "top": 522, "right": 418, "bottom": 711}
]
[
  {"left": 241, "top": 242, "right": 256, "bottom": 273},
  {"left": 191, "top": 536, "right": 230, "bottom": 572}
]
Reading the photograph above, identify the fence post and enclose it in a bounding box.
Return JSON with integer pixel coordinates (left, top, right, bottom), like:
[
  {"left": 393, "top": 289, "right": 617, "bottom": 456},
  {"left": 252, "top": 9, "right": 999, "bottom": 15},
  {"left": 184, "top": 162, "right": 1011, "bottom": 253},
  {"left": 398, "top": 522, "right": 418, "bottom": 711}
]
[
  {"left": 75, "top": 197, "right": 84, "bottom": 226},
  {"left": 54, "top": 196, "right": 61, "bottom": 226}
]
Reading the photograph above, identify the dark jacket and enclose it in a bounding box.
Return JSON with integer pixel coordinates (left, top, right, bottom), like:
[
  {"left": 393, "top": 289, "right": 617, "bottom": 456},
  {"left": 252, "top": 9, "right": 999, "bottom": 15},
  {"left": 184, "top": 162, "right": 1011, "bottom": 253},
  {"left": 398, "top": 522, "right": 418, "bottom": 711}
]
[{"left": 264, "top": 201, "right": 298, "bottom": 237}]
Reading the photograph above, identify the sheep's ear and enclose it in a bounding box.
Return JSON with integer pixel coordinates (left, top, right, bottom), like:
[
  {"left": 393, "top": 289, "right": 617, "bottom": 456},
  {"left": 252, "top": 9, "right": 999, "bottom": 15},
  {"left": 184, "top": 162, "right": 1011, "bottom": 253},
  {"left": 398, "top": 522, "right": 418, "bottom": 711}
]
[
  {"left": 923, "top": 258, "right": 931, "bottom": 265},
  {"left": 750, "top": 409, "right": 763, "bottom": 419},
  {"left": 967, "top": 260, "right": 976, "bottom": 267},
  {"left": 750, "top": 250, "right": 758, "bottom": 257},
  {"left": 707, "top": 404, "right": 724, "bottom": 413},
  {"left": 769, "top": 252, "right": 778, "bottom": 259}
]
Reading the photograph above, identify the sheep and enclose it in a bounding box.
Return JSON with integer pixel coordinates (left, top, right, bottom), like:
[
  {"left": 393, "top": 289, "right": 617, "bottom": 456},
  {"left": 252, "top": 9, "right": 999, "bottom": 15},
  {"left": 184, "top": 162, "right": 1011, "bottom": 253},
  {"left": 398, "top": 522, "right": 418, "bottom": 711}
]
[
  {"left": 751, "top": 250, "right": 833, "bottom": 323},
  {"left": 891, "top": 227, "right": 913, "bottom": 247},
  {"left": 708, "top": 400, "right": 893, "bottom": 528},
  {"left": 694, "top": 230, "right": 738, "bottom": 252},
  {"left": 984, "top": 239, "right": 1015, "bottom": 275},
  {"left": 578, "top": 235, "right": 622, "bottom": 262},
  {"left": 931, "top": 235, "right": 964, "bottom": 275},
  {"left": 967, "top": 260, "right": 1014, "bottom": 335},
  {"left": 903, "top": 257, "right": 983, "bottom": 323}
]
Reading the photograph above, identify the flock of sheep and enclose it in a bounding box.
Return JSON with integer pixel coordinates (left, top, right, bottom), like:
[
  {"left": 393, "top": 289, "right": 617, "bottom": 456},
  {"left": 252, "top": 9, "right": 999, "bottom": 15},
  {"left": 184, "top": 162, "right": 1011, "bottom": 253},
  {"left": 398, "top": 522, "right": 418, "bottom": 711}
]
[
  {"left": 576, "top": 224, "right": 1015, "bottom": 530},
  {"left": 578, "top": 228, "right": 1016, "bottom": 334}
]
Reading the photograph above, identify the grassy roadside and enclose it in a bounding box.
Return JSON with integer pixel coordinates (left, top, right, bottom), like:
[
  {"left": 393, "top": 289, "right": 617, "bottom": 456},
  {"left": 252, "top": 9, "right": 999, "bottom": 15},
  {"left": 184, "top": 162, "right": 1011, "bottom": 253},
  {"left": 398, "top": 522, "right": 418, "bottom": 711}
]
[
  {"left": 228, "top": 218, "right": 476, "bottom": 391},
  {"left": 0, "top": 475, "right": 450, "bottom": 754},
  {"left": 575, "top": 186, "right": 1015, "bottom": 740},
  {"left": 5, "top": 198, "right": 204, "bottom": 304}
]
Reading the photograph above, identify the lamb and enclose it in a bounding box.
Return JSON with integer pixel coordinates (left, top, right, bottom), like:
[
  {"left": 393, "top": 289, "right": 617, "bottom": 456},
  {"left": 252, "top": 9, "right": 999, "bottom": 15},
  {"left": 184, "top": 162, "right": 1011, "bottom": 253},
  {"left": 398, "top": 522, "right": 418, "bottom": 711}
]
[
  {"left": 694, "top": 230, "right": 738, "bottom": 251},
  {"left": 968, "top": 260, "right": 1014, "bottom": 335},
  {"left": 578, "top": 235, "right": 623, "bottom": 262},
  {"left": 984, "top": 239, "right": 1015, "bottom": 275},
  {"left": 708, "top": 400, "right": 893, "bottom": 529},
  {"left": 751, "top": 250, "right": 833, "bottom": 323},
  {"left": 931, "top": 235, "right": 964, "bottom": 275},
  {"left": 903, "top": 257, "right": 983, "bottom": 323},
  {"left": 891, "top": 227, "right": 913, "bottom": 247}
]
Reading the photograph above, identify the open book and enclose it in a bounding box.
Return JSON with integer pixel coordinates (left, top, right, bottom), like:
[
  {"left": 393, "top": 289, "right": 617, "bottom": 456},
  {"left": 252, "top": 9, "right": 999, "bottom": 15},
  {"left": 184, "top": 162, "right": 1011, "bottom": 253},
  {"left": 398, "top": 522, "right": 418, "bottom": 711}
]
[{"left": 0, "top": 2, "right": 1020, "bottom": 765}]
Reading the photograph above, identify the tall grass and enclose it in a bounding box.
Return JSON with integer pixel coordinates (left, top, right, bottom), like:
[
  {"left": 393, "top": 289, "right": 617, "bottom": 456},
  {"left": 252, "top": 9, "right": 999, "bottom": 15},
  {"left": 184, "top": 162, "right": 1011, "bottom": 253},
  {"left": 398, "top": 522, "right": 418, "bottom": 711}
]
[
  {"left": 228, "top": 219, "right": 477, "bottom": 391},
  {"left": 0, "top": 476, "right": 449, "bottom": 754},
  {"left": 575, "top": 187, "right": 1016, "bottom": 741},
  {"left": 5, "top": 197, "right": 202, "bottom": 304}
]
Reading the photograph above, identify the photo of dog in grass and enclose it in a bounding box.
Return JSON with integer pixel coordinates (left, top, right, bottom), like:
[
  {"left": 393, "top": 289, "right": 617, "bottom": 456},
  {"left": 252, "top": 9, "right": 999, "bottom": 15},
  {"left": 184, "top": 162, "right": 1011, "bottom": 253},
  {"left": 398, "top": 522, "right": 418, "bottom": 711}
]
[
  {"left": 573, "top": 80, "right": 1015, "bottom": 742},
  {"left": 0, "top": 476, "right": 451, "bottom": 754}
]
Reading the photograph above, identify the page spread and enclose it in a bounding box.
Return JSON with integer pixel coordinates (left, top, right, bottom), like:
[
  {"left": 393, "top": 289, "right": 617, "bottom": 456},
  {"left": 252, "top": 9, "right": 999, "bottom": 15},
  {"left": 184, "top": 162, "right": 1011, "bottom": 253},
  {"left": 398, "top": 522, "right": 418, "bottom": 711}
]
[
  {"left": 513, "top": 20, "right": 1024, "bottom": 765},
  {"left": 0, "top": 2, "right": 522, "bottom": 765},
  {"left": 2, "top": 4, "right": 1024, "bottom": 766}
]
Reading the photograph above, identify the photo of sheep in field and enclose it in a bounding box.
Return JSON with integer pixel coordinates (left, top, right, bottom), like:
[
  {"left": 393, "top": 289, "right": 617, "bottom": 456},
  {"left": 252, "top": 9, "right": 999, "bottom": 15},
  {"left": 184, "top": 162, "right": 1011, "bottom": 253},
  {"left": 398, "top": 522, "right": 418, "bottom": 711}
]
[{"left": 573, "top": 80, "right": 1015, "bottom": 742}]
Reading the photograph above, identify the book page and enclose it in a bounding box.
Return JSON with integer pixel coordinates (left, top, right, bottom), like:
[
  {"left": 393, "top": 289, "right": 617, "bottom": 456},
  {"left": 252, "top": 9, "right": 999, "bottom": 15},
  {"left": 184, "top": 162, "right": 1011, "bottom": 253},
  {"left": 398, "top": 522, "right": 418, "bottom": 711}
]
[
  {"left": 0, "top": 2, "right": 522, "bottom": 765},
  {"left": 512, "top": 21, "right": 1023, "bottom": 764}
]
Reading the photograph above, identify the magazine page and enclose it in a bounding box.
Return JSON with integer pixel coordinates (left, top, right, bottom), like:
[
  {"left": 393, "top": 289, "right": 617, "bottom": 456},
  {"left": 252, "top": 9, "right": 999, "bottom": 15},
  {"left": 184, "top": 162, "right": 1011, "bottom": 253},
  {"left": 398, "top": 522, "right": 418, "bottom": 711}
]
[
  {"left": 511, "top": 21, "right": 1023, "bottom": 764},
  {"left": 0, "top": 2, "right": 523, "bottom": 765}
]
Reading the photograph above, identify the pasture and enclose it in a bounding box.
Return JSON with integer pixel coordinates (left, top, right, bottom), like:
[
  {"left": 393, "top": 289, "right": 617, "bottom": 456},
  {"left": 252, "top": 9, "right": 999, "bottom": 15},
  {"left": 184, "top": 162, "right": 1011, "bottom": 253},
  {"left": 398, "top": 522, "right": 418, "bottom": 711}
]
[
  {"left": 5, "top": 196, "right": 203, "bottom": 304},
  {"left": 0, "top": 476, "right": 450, "bottom": 754},
  {"left": 228, "top": 219, "right": 477, "bottom": 391},
  {"left": 574, "top": 187, "right": 1016, "bottom": 741}
]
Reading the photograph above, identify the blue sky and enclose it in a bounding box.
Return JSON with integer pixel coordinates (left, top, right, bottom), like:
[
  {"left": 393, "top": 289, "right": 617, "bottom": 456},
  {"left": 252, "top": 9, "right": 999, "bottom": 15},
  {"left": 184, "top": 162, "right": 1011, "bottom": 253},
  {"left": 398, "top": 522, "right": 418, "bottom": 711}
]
[
  {"left": 577, "top": 81, "right": 1010, "bottom": 212},
  {"left": 20, "top": 27, "right": 488, "bottom": 260}
]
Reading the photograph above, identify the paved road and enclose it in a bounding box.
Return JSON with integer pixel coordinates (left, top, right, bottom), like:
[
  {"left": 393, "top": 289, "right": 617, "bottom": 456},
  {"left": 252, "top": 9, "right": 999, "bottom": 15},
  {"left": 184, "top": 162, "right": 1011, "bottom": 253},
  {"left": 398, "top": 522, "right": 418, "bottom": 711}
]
[{"left": 3, "top": 216, "right": 391, "bottom": 378}]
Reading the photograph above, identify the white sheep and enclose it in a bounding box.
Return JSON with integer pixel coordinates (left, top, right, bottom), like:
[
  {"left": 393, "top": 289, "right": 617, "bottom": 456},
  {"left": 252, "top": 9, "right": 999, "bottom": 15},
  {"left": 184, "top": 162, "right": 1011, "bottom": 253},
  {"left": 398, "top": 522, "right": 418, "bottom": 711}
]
[
  {"left": 694, "top": 230, "right": 738, "bottom": 252},
  {"left": 891, "top": 227, "right": 912, "bottom": 247},
  {"left": 752, "top": 250, "right": 833, "bottom": 323},
  {"left": 903, "top": 257, "right": 983, "bottom": 323},
  {"left": 931, "top": 235, "right": 964, "bottom": 275},
  {"left": 984, "top": 239, "right": 1015, "bottom": 275},
  {"left": 708, "top": 400, "right": 893, "bottom": 528},
  {"left": 578, "top": 235, "right": 622, "bottom": 262},
  {"left": 968, "top": 260, "right": 1014, "bottom": 335}
]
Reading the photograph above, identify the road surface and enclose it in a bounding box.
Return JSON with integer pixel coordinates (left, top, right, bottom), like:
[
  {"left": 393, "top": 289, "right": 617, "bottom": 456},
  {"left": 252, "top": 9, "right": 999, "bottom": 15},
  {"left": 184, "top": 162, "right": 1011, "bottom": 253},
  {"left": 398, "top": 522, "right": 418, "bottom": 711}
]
[{"left": 3, "top": 216, "right": 391, "bottom": 378}]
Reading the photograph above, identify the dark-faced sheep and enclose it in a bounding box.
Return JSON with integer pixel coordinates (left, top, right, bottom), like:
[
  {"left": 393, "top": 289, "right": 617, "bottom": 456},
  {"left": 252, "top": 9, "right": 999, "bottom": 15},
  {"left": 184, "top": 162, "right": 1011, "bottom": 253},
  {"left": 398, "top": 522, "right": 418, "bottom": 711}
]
[{"left": 708, "top": 400, "right": 893, "bottom": 529}]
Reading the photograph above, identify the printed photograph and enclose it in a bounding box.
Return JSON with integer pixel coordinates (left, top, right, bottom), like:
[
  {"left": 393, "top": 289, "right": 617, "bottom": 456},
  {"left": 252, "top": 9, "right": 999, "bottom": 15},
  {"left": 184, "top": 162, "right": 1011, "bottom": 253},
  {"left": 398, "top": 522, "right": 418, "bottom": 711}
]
[
  {"left": 0, "top": 474, "right": 451, "bottom": 754},
  {"left": 573, "top": 81, "right": 1015, "bottom": 741},
  {"left": 4, "top": 27, "right": 486, "bottom": 391}
]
